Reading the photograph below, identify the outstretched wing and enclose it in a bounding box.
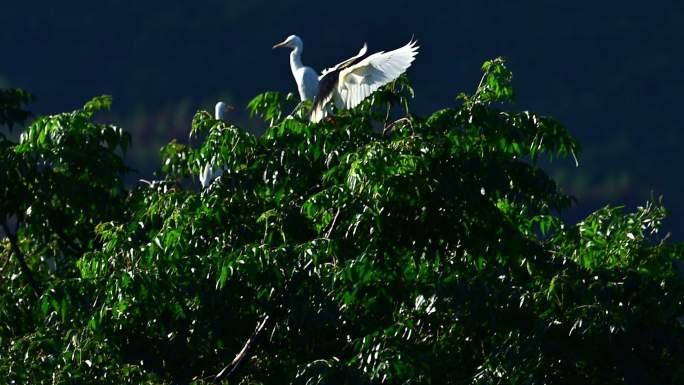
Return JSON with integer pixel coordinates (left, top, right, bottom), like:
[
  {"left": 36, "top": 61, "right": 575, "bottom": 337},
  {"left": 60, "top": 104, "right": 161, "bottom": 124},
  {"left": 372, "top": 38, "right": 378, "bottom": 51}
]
[
  {"left": 311, "top": 43, "right": 368, "bottom": 123},
  {"left": 336, "top": 39, "right": 418, "bottom": 110},
  {"left": 318, "top": 43, "right": 368, "bottom": 79}
]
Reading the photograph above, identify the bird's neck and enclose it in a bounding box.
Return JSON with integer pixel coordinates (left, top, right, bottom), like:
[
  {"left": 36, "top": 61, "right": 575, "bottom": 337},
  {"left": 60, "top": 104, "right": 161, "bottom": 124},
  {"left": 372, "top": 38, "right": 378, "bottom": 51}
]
[{"left": 290, "top": 46, "right": 304, "bottom": 73}]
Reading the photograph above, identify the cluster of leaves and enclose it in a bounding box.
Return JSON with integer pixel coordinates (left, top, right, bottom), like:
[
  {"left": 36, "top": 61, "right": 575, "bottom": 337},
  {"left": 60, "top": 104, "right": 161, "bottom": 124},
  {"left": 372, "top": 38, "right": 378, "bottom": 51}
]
[
  {"left": 0, "top": 92, "right": 142, "bottom": 382},
  {"left": 1, "top": 59, "right": 683, "bottom": 384}
]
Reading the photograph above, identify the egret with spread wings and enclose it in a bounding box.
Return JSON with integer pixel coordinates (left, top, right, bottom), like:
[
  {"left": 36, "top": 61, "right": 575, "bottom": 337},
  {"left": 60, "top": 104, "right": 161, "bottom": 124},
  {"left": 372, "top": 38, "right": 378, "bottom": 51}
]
[{"left": 273, "top": 35, "right": 419, "bottom": 122}]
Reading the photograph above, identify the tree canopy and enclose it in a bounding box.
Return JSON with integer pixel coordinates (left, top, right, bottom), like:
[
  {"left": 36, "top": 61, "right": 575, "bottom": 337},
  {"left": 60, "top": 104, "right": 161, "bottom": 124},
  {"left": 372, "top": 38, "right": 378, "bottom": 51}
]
[{"left": 1, "top": 59, "right": 682, "bottom": 384}]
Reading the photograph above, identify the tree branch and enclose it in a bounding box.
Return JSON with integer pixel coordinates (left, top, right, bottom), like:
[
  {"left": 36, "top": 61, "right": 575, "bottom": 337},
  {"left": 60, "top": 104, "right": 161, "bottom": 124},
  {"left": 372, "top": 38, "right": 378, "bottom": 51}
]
[
  {"left": 212, "top": 314, "right": 272, "bottom": 383},
  {"left": 325, "top": 208, "right": 341, "bottom": 239},
  {"left": 54, "top": 227, "right": 83, "bottom": 256},
  {"left": 383, "top": 117, "right": 410, "bottom": 136},
  {"left": 2, "top": 222, "right": 41, "bottom": 299},
  {"left": 209, "top": 256, "right": 315, "bottom": 383}
]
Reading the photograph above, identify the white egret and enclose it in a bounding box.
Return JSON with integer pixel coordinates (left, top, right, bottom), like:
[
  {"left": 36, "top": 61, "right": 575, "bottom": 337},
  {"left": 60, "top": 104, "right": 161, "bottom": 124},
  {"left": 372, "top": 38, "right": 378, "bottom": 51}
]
[
  {"left": 199, "top": 163, "right": 217, "bottom": 189},
  {"left": 199, "top": 102, "right": 227, "bottom": 188},
  {"left": 273, "top": 35, "right": 419, "bottom": 122},
  {"left": 215, "top": 101, "right": 228, "bottom": 119}
]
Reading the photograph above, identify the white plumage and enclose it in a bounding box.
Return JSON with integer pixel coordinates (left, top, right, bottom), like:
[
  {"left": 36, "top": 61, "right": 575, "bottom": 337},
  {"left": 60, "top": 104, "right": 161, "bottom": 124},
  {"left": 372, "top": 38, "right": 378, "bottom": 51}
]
[
  {"left": 199, "top": 163, "right": 215, "bottom": 189},
  {"left": 273, "top": 35, "right": 419, "bottom": 122},
  {"left": 273, "top": 35, "right": 319, "bottom": 102},
  {"left": 335, "top": 40, "right": 418, "bottom": 109},
  {"left": 199, "top": 102, "right": 227, "bottom": 188},
  {"left": 215, "top": 101, "right": 227, "bottom": 120}
]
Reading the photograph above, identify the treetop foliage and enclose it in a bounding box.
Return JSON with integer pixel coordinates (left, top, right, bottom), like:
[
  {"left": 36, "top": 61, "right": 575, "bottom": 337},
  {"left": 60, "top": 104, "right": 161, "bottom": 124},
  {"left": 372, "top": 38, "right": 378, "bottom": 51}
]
[{"left": 1, "top": 58, "right": 682, "bottom": 384}]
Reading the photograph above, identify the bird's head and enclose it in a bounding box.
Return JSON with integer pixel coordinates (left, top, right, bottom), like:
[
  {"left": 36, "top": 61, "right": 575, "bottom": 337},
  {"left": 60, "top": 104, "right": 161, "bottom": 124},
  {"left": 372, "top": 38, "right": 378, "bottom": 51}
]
[
  {"left": 272, "top": 35, "right": 303, "bottom": 50},
  {"left": 215, "top": 101, "right": 227, "bottom": 120},
  {"left": 214, "top": 101, "right": 234, "bottom": 120}
]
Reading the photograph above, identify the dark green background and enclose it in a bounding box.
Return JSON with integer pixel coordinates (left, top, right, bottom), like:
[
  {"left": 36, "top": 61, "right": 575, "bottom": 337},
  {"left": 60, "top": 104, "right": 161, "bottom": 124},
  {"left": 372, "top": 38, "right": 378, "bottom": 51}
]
[{"left": 1, "top": 0, "right": 681, "bottom": 237}]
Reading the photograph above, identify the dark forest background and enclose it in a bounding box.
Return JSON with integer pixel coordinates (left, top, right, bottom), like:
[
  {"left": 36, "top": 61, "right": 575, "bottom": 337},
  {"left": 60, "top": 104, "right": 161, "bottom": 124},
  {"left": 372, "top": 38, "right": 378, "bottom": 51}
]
[{"left": 1, "top": 0, "right": 682, "bottom": 238}]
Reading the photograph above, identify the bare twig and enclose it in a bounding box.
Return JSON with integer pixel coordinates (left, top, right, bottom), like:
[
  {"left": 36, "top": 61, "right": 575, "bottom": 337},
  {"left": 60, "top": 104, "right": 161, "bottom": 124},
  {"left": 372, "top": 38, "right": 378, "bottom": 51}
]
[
  {"left": 2, "top": 222, "right": 40, "bottom": 299},
  {"left": 212, "top": 315, "right": 272, "bottom": 383},
  {"left": 473, "top": 70, "right": 488, "bottom": 102},
  {"left": 325, "top": 208, "right": 341, "bottom": 239},
  {"left": 208, "top": 251, "right": 318, "bottom": 383},
  {"left": 286, "top": 101, "right": 304, "bottom": 121},
  {"left": 54, "top": 227, "right": 83, "bottom": 256},
  {"left": 383, "top": 102, "right": 392, "bottom": 128},
  {"left": 383, "top": 117, "right": 410, "bottom": 136}
]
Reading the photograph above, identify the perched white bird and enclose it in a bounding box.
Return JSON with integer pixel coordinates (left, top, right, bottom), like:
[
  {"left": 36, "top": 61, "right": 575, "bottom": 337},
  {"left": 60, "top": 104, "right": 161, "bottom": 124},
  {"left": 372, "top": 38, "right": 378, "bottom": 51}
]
[
  {"left": 199, "top": 102, "right": 227, "bottom": 188},
  {"left": 215, "top": 101, "right": 228, "bottom": 119},
  {"left": 272, "top": 35, "right": 319, "bottom": 102},
  {"left": 199, "top": 163, "right": 218, "bottom": 189},
  {"left": 273, "top": 35, "right": 419, "bottom": 122}
]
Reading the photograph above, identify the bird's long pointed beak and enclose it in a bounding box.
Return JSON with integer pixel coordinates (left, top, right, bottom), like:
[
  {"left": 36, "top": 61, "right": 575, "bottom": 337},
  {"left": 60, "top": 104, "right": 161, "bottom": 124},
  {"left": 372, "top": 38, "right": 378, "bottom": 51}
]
[{"left": 272, "top": 40, "right": 288, "bottom": 49}]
